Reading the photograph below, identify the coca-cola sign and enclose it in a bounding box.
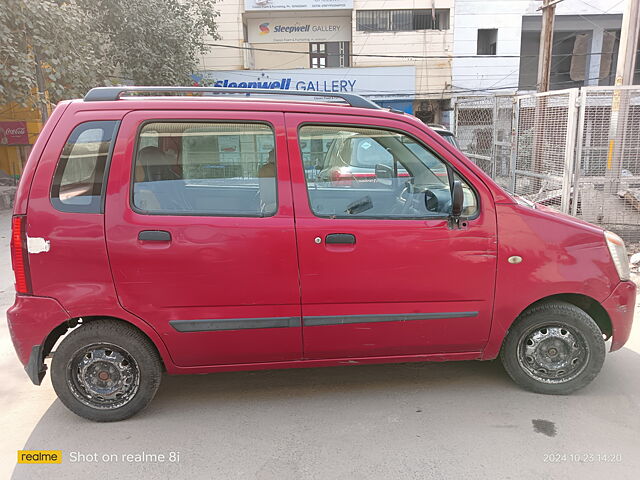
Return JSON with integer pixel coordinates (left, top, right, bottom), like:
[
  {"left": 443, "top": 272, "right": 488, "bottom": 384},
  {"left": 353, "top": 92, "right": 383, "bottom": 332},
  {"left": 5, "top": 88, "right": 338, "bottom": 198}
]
[{"left": 0, "top": 121, "right": 29, "bottom": 145}]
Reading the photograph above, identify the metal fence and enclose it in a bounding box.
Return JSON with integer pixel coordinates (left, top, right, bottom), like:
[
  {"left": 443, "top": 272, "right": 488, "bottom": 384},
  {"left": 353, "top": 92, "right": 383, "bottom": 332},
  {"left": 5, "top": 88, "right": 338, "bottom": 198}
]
[
  {"left": 453, "top": 95, "right": 514, "bottom": 190},
  {"left": 453, "top": 86, "right": 640, "bottom": 242}
]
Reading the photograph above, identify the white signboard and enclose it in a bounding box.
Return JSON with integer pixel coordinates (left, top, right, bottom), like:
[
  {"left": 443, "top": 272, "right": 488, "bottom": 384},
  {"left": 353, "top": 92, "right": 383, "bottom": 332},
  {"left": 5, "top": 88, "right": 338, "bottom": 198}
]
[
  {"left": 248, "top": 17, "right": 350, "bottom": 43},
  {"left": 196, "top": 66, "right": 416, "bottom": 100},
  {"left": 245, "top": 0, "right": 353, "bottom": 11}
]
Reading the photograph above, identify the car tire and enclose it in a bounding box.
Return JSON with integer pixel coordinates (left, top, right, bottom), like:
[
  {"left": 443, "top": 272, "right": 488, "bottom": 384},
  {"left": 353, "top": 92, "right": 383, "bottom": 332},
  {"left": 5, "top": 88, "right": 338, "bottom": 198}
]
[
  {"left": 51, "top": 320, "right": 162, "bottom": 422},
  {"left": 500, "top": 301, "right": 606, "bottom": 395}
]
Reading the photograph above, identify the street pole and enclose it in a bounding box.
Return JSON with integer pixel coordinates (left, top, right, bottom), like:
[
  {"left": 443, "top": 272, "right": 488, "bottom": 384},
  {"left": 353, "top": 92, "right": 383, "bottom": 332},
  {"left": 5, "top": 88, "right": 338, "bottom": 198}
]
[
  {"left": 531, "top": 0, "right": 562, "bottom": 192},
  {"left": 615, "top": 0, "right": 640, "bottom": 86},
  {"left": 536, "top": 0, "right": 560, "bottom": 93},
  {"left": 605, "top": 0, "right": 640, "bottom": 194}
]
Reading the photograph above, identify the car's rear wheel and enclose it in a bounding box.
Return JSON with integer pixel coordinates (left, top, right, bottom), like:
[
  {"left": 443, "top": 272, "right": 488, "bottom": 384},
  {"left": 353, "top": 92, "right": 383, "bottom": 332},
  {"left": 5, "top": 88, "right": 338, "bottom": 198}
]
[
  {"left": 51, "top": 320, "right": 162, "bottom": 422},
  {"left": 500, "top": 301, "right": 606, "bottom": 395}
]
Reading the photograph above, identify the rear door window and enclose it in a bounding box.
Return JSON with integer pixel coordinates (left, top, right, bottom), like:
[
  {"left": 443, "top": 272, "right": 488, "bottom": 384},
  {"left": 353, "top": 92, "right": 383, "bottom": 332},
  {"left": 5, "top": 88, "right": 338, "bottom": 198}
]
[
  {"left": 132, "top": 122, "right": 276, "bottom": 216},
  {"left": 50, "top": 121, "right": 119, "bottom": 213}
]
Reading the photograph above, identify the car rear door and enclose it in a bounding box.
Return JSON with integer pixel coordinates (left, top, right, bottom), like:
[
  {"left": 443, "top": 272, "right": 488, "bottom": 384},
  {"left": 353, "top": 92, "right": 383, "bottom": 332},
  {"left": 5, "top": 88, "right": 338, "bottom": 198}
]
[
  {"left": 286, "top": 112, "right": 498, "bottom": 359},
  {"left": 105, "top": 110, "right": 302, "bottom": 367}
]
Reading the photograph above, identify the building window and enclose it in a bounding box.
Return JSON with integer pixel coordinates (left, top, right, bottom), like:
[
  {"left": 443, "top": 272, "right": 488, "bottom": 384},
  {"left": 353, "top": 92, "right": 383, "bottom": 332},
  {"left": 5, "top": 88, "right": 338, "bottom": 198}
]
[
  {"left": 310, "top": 42, "right": 350, "bottom": 68},
  {"left": 599, "top": 30, "right": 620, "bottom": 86},
  {"left": 356, "top": 9, "right": 450, "bottom": 32},
  {"left": 477, "top": 29, "right": 498, "bottom": 55}
]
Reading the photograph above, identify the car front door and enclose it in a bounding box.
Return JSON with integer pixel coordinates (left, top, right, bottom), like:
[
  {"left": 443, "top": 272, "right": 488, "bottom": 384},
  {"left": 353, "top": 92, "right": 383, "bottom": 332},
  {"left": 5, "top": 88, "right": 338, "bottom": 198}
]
[
  {"left": 105, "top": 110, "right": 302, "bottom": 367},
  {"left": 286, "top": 113, "right": 498, "bottom": 359}
]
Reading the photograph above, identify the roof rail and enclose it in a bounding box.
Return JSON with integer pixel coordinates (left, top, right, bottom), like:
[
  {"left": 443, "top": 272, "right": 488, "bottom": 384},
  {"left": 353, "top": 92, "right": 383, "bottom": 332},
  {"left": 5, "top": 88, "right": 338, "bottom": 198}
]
[{"left": 83, "top": 86, "right": 382, "bottom": 110}]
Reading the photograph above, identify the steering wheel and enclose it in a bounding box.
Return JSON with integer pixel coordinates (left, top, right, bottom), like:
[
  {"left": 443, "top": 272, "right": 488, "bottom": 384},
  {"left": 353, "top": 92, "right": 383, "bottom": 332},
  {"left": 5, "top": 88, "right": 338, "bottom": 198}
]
[{"left": 398, "top": 179, "right": 422, "bottom": 216}]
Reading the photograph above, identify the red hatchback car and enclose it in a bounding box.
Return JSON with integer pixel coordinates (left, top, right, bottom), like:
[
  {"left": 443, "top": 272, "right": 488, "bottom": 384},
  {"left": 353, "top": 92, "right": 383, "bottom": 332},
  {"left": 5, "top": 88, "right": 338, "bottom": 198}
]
[{"left": 7, "top": 87, "right": 636, "bottom": 421}]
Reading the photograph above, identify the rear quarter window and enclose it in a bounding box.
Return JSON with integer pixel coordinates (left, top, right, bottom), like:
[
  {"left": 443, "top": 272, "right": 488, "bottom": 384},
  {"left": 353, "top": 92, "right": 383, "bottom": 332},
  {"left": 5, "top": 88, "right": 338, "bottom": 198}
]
[{"left": 50, "top": 121, "right": 119, "bottom": 213}]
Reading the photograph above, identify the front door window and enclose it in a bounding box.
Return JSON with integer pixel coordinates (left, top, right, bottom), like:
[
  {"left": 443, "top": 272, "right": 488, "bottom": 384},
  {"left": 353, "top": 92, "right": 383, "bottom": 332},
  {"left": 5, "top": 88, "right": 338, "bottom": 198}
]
[{"left": 299, "top": 125, "right": 477, "bottom": 219}]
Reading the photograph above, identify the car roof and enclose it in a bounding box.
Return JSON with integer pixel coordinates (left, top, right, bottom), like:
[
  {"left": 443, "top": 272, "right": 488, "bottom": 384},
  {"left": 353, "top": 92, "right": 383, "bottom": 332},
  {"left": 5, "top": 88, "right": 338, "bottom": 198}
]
[
  {"left": 72, "top": 100, "right": 403, "bottom": 128},
  {"left": 71, "top": 96, "right": 459, "bottom": 141},
  {"left": 70, "top": 94, "right": 412, "bottom": 120},
  {"left": 73, "top": 88, "right": 460, "bottom": 139},
  {"left": 83, "top": 86, "right": 384, "bottom": 110}
]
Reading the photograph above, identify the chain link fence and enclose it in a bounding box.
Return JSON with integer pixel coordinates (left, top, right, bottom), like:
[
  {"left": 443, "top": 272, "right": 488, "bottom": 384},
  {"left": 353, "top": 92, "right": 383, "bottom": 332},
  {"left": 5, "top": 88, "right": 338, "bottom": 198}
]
[
  {"left": 573, "top": 87, "right": 640, "bottom": 240},
  {"left": 453, "top": 95, "right": 513, "bottom": 190},
  {"left": 453, "top": 86, "right": 640, "bottom": 242}
]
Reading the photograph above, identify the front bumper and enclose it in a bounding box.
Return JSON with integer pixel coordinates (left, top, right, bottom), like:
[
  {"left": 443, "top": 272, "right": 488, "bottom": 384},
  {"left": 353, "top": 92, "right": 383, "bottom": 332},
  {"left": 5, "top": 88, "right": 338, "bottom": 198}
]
[
  {"left": 6, "top": 295, "right": 70, "bottom": 385},
  {"left": 602, "top": 281, "right": 637, "bottom": 352}
]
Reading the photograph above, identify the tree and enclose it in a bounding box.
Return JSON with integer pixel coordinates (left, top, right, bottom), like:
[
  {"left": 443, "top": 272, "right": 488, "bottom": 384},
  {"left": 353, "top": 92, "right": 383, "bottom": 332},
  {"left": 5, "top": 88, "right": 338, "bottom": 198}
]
[
  {"left": 76, "top": 0, "right": 220, "bottom": 86},
  {"left": 0, "top": 0, "right": 219, "bottom": 119},
  {"left": 0, "top": 0, "right": 112, "bottom": 118}
]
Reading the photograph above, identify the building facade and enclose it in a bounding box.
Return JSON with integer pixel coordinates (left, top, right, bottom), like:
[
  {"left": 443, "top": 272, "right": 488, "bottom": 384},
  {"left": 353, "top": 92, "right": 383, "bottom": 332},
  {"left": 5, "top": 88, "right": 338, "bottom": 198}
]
[
  {"left": 198, "top": 0, "right": 455, "bottom": 124},
  {"left": 452, "top": 0, "right": 630, "bottom": 95}
]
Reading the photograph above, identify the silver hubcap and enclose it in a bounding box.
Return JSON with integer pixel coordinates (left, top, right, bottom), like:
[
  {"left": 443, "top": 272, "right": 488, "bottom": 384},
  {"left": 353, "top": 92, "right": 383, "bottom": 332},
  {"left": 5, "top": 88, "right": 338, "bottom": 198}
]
[
  {"left": 67, "top": 343, "right": 139, "bottom": 409},
  {"left": 517, "top": 325, "right": 589, "bottom": 383}
]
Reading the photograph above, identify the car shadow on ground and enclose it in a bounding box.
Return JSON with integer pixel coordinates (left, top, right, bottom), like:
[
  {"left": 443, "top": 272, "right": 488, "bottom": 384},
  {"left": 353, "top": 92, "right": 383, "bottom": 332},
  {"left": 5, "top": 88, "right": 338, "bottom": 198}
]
[{"left": 12, "top": 348, "right": 640, "bottom": 478}]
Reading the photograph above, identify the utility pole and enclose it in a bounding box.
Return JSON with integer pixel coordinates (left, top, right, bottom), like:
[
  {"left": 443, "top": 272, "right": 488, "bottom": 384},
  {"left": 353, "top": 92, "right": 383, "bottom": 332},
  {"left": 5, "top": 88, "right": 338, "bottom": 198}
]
[
  {"left": 536, "top": 0, "right": 561, "bottom": 93},
  {"left": 605, "top": 0, "right": 640, "bottom": 194},
  {"left": 531, "top": 0, "right": 563, "bottom": 193},
  {"left": 615, "top": 0, "right": 640, "bottom": 87}
]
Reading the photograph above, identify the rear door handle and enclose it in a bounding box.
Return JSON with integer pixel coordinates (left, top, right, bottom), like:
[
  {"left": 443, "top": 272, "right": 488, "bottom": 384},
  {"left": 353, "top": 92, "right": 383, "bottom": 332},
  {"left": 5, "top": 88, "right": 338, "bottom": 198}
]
[
  {"left": 138, "top": 230, "right": 171, "bottom": 242},
  {"left": 325, "top": 233, "right": 356, "bottom": 245}
]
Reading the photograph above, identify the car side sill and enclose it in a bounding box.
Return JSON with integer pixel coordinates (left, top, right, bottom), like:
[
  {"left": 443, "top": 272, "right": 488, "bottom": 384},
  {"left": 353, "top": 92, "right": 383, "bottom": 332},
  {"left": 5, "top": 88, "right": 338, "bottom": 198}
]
[{"left": 164, "top": 351, "right": 484, "bottom": 375}]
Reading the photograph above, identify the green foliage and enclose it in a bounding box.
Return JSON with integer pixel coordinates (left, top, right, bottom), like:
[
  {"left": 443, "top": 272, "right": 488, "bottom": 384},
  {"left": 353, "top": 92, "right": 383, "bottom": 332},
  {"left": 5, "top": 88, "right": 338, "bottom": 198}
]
[
  {"left": 77, "top": 0, "right": 219, "bottom": 85},
  {"left": 0, "top": 0, "right": 219, "bottom": 109},
  {"left": 0, "top": 0, "right": 111, "bottom": 108}
]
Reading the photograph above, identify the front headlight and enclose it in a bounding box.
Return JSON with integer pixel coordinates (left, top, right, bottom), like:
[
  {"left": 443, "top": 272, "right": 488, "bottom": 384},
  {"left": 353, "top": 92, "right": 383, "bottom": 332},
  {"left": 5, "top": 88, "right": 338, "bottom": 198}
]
[{"left": 604, "top": 231, "right": 630, "bottom": 281}]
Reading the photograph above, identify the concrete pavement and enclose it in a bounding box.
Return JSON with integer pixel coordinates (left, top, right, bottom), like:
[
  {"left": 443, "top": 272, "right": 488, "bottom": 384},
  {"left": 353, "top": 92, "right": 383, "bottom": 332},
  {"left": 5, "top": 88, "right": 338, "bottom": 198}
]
[{"left": 1, "top": 209, "right": 639, "bottom": 479}]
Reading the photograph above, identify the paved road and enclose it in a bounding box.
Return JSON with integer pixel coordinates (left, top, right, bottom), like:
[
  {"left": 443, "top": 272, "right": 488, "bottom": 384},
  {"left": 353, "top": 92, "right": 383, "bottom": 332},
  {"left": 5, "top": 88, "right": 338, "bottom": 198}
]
[{"left": 1, "top": 209, "right": 639, "bottom": 479}]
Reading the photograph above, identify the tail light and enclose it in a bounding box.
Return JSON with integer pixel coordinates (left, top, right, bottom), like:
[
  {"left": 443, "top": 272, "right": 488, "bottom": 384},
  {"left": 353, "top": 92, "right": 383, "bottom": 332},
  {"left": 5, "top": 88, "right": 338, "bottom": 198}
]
[{"left": 11, "top": 215, "right": 32, "bottom": 294}]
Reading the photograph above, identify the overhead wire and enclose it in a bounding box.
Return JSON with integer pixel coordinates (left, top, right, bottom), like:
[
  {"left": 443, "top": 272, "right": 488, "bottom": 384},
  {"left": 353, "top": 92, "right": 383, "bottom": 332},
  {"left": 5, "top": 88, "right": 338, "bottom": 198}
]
[{"left": 206, "top": 42, "right": 623, "bottom": 60}]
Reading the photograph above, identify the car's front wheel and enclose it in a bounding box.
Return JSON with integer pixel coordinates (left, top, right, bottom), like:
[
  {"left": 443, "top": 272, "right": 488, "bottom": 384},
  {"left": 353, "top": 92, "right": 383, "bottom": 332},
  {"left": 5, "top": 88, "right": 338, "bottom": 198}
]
[
  {"left": 500, "top": 301, "right": 606, "bottom": 395},
  {"left": 51, "top": 320, "right": 162, "bottom": 422}
]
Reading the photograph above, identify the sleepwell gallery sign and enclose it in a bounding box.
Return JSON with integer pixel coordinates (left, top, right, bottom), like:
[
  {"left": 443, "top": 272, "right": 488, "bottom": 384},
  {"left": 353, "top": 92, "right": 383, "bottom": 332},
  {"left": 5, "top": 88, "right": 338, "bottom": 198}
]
[
  {"left": 245, "top": 0, "right": 353, "bottom": 11},
  {"left": 195, "top": 67, "right": 416, "bottom": 101},
  {"left": 248, "top": 17, "right": 350, "bottom": 43}
]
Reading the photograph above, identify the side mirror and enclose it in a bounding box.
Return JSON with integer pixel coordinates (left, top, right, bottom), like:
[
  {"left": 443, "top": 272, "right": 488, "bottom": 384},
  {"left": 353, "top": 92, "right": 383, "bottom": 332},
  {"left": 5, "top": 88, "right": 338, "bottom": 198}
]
[
  {"left": 424, "top": 190, "right": 439, "bottom": 212},
  {"left": 375, "top": 163, "right": 394, "bottom": 187},
  {"left": 451, "top": 180, "right": 464, "bottom": 217},
  {"left": 374, "top": 163, "right": 394, "bottom": 179}
]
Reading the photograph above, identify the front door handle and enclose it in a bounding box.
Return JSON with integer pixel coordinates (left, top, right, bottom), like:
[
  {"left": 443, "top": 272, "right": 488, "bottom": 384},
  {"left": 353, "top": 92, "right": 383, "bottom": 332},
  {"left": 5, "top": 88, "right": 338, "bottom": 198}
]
[
  {"left": 325, "top": 233, "right": 356, "bottom": 245},
  {"left": 138, "top": 230, "right": 171, "bottom": 242}
]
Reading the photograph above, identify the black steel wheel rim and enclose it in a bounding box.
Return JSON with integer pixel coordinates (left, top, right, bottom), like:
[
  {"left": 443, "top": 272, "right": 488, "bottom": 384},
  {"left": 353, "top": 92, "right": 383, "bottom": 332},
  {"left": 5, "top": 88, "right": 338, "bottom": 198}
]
[
  {"left": 66, "top": 342, "right": 140, "bottom": 410},
  {"left": 516, "top": 324, "right": 590, "bottom": 384}
]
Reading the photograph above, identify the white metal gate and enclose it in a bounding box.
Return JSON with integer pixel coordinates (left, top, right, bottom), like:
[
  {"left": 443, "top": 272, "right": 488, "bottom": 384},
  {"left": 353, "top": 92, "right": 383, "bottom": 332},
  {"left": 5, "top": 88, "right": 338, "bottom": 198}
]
[
  {"left": 453, "top": 95, "right": 514, "bottom": 190},
  {"left": 454, "top": 86, "right": 640, "bottom": 241}
]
